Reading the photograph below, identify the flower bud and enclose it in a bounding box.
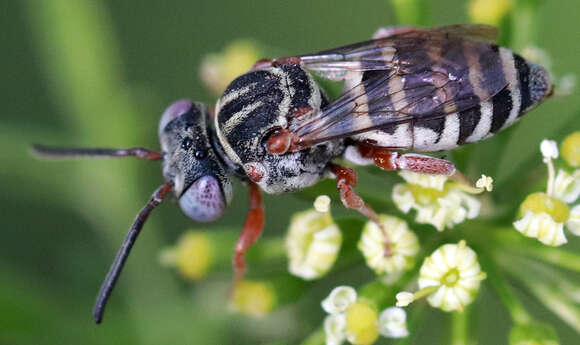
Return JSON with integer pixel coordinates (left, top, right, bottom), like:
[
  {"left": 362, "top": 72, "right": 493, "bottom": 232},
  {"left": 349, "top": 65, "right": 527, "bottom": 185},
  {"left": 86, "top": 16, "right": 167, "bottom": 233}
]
[
  {"left": 358, "top": 215, "right": 419, "bottom": 275},
  {"left": 286, "top": 208, "right": 342, "bottom": 280}
]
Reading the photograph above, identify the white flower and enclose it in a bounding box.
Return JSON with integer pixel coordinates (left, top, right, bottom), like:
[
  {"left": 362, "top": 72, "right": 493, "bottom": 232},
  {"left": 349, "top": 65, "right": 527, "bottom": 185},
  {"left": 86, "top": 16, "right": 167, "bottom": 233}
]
[
  {"left": 321, "top": 286, "right": 357, "bottom": 314},
  {"left": 541, "top": 139, "right": 559, "bottom": 162},
  {"left": 514, "top": 210, "right": 568, "bottom": 246},
  {"left": 408, "top": 240, "right": 486, "bottom": 312},
  {"left": 514, "top": 137, "right": 580, "bottom": 245},
  {"left": 378, "top": 307, "right": 409, "bottom": 338},
  {"left": 395, "top": 292, "right": 414, "bottom": 307},
  {"left": 324, "top": 313, "right": 347, "bottom": 345},
  {"left": 393, "top": 171, "right": 481, "bottom": 231},
  {"left": 552, "top": 169, "right": 580, "bottom": 203},
  {"left": 399, "top": 170, "right": 447, "bottom": 190},
  {"left": 358, "top": 215, "right": 419, "bottom": 275},
  {"left": 286, "top": 208, "right": 342, "bottom": 280},
  {"left": 513, "top": 191, "right": 580, "bottom": 246}
]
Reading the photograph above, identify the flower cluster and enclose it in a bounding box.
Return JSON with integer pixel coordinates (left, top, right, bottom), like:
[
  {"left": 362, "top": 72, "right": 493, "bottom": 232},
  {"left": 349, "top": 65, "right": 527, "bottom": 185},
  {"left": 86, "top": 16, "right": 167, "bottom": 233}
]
[
  {"left": 392, "top": 171, "right": 491, "bottom": 231},
  {"left": 467, "top": 0, "right": 512, "bottom": 26},
  {"left": 230, "top": 280, "right": 277, "bottom": 318},
  {"left": 199, "top": 39, "right": 262, "bottom": 95},
  {"left": 322, "top": 286, "right": 408, "bottom": 345},
  {"left": 514, "top": 137, "right": 580, "bottom": 246}
]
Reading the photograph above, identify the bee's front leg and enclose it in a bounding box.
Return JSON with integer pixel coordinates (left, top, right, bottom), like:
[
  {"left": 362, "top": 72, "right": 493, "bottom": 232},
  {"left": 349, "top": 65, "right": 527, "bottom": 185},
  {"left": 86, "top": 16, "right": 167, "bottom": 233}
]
[
  {"left": 232, "top": 181, "right": 265, "bottom": 286},
  {"left": 329, "top": 163, "right": 392, "bottom": 255},
  {"left": 358, "top": 145, "right": 456, "bottom": 176}
]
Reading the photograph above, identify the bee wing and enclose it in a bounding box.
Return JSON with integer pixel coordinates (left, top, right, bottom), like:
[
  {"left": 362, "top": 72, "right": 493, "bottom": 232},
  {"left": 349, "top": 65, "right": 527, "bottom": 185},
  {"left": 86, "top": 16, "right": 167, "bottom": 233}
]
[
  {"left": 299, "top": 24, "right": 498, "bottom": 78},
  {"left": 289, "top": 24, "right": 507, "bottom": 147}
]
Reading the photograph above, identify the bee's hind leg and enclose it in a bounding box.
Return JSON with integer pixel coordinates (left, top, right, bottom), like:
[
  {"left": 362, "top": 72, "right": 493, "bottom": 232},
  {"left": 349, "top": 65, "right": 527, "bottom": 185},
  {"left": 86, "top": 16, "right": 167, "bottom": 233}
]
[
  {"left": 357, "top": 145, "right": 456, "bottom": 176},
  {"left": 329, "top": 163, "right": 392, "bottom": 255},
  {"left": 232, "top": 181, "right": 265, "bottom": 288}
]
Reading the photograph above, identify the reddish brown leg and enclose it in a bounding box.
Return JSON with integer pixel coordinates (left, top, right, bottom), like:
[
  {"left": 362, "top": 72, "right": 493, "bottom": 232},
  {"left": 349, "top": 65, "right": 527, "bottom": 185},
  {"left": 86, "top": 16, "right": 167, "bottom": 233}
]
[
  {"left": 359, "top": 145, "right": 456, "bottom": 176},
  {"left": 233, "top": 181, "right": 265, "bottom": 286},
  {"left": 329, "top": 163, "right": 391, "bottom": 256}
]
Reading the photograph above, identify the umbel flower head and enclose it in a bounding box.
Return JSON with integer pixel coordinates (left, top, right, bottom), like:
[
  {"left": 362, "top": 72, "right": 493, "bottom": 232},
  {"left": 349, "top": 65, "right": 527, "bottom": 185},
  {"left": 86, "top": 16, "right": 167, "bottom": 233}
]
[
  {"left": 514, "top": 139, "right": 580, "bottom": 246},
  {"left": 468, "top": 0, "right": 512, "bottom": 26},
  {"left": 396, "top": 240, "right": 486, "bottom": 312},
  {"left": 392, "top": 171, "right": 490, "bottom": 231},
  {"left": 230, "top": 280, "right": 276, "bottom": 318},
  {"left": 199, "top": 39, "right": 261, "bottom": 95},
  {"left": 159, "top": 231, "right": 213, "bottom": 281},
  {"left": 322, "top": 286, "right": 408, "bottom": 345},
  {"left": 286, "top": 196, "right": 342, "bottom": 280},
  {"left": 358, "top": 215, "right": 419, "bottom": 276},
  {"left": 561, "top": 131, "right": 580, "bottom": 167}
]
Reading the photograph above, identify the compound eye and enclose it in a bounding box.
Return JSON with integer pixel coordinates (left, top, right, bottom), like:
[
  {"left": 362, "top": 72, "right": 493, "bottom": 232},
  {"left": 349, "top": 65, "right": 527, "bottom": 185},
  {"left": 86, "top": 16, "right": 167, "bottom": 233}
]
[
  {"left": 178, "top": 175, "right": 226, "bottom": 222},
  {"left": 159, "top": 99, "right": 193, "bottom": 134}
]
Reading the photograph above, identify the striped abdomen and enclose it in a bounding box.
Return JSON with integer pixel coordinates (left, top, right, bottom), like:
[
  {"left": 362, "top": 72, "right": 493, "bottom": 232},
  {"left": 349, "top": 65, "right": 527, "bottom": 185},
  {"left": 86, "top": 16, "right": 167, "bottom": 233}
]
[{"left": 358, "top": 46, "right": 552, "bottom": 152}]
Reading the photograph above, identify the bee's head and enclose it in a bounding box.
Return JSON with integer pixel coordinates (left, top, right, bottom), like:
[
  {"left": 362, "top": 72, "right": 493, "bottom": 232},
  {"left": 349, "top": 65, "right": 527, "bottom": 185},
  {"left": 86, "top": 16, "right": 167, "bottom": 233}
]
[{"left": 159, "top": 100, "right": 232, "bottom": 222}]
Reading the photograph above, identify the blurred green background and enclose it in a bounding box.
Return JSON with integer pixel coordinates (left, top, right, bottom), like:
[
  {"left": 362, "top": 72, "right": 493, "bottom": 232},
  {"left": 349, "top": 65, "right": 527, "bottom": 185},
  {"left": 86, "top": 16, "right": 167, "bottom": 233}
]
[{"left": 2, "top": 0, "right": 580, "bottom": 344}]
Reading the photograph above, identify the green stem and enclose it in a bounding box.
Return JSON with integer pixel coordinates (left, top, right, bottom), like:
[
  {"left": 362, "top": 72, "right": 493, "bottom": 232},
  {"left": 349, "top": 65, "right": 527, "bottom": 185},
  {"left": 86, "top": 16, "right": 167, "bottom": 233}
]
[
  {"left": 498, "top": 254, "right": 580, "bottom": 333},
  {"left": 299, "top": 328, "right": 325, "bottom": 345},
  {"left": 495, "top": 229, "right": 580, "bottom": 273},
  {"left": 451, "top": 309, "right": 469, "bottom": 345},
  {"left": 394, "top": 303, "right": 426, "bottom": 345},
  {"left": 480, "top": 253, "right": 531, "bottom": 324}
]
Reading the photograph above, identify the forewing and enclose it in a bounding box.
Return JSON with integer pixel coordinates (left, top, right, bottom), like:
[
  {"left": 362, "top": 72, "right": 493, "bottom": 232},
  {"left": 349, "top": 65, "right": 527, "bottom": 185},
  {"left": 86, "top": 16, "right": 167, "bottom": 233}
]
[
  {"left": 299, "top": 24, "right": 498, "bottom": 78},
  {"left": 290, "top": 24, "right": 507, "bottom": 148}
]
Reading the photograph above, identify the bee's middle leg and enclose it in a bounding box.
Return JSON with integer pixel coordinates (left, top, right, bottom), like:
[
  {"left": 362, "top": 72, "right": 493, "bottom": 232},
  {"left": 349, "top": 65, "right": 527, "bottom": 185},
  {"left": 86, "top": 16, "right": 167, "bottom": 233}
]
[
  {"left": 357, "top": 145, "right": 456, "bottom": 176},
  {"left": 329, "top": 163, "right": 392, "bottom": 253}
]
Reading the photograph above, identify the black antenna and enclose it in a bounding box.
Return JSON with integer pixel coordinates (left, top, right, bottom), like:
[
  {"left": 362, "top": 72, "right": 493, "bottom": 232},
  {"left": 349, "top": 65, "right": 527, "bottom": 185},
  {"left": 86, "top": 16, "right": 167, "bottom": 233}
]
[
  {"left": 31, "top": 145, "right": 163, "bottom": 160},
  {"left": 93, "top": 183, "right": 172, "bottom": 324}
]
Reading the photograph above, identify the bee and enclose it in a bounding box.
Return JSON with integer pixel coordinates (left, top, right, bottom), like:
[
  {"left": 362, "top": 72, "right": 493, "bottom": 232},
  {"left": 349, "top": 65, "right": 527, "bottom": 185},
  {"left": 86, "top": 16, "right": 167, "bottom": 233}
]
[{"left": 32, "top": 24, "right": 552, "bottom": 324}]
